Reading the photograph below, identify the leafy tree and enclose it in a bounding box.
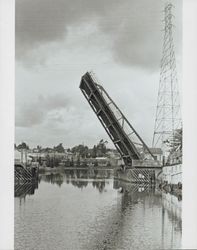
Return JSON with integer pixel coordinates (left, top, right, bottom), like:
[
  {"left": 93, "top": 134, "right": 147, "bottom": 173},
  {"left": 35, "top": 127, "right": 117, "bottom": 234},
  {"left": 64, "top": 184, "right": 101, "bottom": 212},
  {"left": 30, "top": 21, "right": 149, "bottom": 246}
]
[
  {"left": 92, "top": 145, "right": 97, "bottom": 158},
  {"left": 71, "top": 144, "right": 89, "bottom": 158},
  {"left": 38, "top": 156, "right": 43, "bottom": 166},
  {"left": 97, "top": 139, "right": 108, "bottom": 156},
  {"left": 45, "top": 155, "right": 52, "bottom": 168},
  {"left": 54, "top": 143, "right": 65, "bottom": 153},
  {"left": 17, "top": 142, "right": 29, "bottom": 150},
  {"left": 45, "top": 155, "right": 61, "bottom": 168},
  {"left": 165, "top": 128, "right": 182, "bottom": 153},
  {"left": 53, "top": 157, "right": 60, "bottom": 167},
  {"left": 43, "top": 147, "right": 53, "bottom": 153},
  {"left": 36, "top": 145, "right": 42, "bottom": 152}
]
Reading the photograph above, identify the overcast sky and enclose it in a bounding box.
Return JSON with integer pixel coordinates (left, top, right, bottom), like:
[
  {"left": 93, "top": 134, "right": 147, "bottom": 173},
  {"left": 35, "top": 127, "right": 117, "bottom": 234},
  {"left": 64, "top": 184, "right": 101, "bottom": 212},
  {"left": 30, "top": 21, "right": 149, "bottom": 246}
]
[{"left": 15, "top": 0, "right": 182, "bottom": 149}]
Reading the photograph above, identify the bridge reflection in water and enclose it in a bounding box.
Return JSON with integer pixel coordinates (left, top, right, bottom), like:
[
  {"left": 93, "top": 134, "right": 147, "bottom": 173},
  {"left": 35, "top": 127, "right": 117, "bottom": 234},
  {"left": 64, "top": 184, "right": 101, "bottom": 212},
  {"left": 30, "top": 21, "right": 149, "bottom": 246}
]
[
  {"left": 15, "top": 182, "right": 39, "bottom": 198},
  {"left": 15, "top": 169, "right": 181, "bottom": 250}
]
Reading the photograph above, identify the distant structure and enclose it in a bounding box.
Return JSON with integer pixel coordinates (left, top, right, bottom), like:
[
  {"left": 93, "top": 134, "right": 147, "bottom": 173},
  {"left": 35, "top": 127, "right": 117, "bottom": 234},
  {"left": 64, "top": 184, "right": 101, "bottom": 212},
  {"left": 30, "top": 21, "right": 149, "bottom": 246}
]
[{"left": 152, "top": 3, "right": 182, "bottom": 154}]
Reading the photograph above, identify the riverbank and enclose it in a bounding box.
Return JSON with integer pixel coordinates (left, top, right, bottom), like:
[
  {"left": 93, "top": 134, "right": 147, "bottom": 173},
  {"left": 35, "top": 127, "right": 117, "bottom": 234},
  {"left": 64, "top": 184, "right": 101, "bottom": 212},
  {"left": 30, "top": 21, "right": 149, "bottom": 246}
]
[{"left": 159, "top": 181, "right": 182, "bottom": 200}]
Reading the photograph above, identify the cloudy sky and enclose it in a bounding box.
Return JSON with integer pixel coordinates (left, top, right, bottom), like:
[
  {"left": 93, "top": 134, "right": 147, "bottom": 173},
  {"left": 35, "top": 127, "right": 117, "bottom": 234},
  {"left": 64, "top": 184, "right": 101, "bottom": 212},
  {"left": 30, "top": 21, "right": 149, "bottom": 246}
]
[{"left": 15, "top": 0, "right": 182, "bottom": 149}]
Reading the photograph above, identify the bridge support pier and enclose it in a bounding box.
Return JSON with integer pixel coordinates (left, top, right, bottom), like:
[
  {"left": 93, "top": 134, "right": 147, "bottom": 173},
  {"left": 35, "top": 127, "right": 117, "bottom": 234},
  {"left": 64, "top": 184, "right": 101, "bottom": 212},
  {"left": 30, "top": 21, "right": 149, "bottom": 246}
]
[{"left": 114, "top": 168, "right": 161, "bottom": 184}]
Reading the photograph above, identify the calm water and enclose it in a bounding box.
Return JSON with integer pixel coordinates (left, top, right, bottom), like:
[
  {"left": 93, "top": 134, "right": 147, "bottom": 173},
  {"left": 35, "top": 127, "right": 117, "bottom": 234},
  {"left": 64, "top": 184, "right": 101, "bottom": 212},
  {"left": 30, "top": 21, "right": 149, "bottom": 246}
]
[{"left": 15, "top": 169, "right": 182, "bottom": 250}]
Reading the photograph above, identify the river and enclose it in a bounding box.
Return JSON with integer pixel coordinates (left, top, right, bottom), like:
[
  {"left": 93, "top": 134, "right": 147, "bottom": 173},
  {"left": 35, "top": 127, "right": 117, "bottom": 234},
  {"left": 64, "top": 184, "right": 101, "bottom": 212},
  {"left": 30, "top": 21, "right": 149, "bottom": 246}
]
[{"left": 15, "top": 169, "right": 182, "bottom": 250}]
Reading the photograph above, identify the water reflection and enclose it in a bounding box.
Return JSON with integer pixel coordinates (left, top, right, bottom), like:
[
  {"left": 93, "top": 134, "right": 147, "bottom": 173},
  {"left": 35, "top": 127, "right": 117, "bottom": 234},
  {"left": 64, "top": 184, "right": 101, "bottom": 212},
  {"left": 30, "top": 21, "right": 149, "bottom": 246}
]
[
  {"left": 64, "top": 168, "right": 113, "bottom": 179},
  {"left": 115, "top": 179, "right": 182, "bottom": 225},
  {"left": 15, "top": 170, "right": 182, "bottom": 250},
  {"left": 105, "top": 180, "right": 182, "bottom": 250},
  {"left": 14, "top": 182, "right": 38, "bottom": 198},
  {"left": 39, "top": 169, "right": 113, "bottom": 192},
  {"left": 40, "top": 173, "right": 64, "bottom": 187}
]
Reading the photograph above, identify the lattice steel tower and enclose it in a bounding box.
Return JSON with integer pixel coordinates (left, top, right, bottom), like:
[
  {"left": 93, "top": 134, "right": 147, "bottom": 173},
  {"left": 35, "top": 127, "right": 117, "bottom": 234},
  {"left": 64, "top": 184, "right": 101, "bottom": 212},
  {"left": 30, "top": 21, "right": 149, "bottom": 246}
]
[{"left": 152, "top": 3, "right": 182, "bottom": 152}]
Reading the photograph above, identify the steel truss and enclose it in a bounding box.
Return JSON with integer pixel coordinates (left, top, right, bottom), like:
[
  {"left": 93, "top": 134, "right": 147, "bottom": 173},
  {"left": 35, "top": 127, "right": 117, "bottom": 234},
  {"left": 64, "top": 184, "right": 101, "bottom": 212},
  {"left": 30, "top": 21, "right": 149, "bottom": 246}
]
[
  {"left": 80, "top": 72, "right": 155, "bottom": 166},
  {"left": 152, "top": 3, "right": 182, "bottom": 152}
]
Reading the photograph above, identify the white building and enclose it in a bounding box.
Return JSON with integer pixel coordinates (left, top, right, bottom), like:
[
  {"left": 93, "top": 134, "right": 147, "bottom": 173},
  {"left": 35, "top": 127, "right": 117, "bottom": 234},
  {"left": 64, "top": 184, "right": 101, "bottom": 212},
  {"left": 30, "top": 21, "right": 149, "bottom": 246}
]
[{"left": 162, "top": 164, "right": 182, "bottom": 184}]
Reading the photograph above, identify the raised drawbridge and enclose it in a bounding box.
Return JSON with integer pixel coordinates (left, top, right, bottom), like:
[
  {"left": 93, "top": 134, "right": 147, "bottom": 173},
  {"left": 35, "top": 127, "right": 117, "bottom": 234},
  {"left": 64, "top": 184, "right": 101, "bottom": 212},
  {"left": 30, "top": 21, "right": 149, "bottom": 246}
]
[{"left": 80, "top": 72, "right": 160, "bottom": 169}]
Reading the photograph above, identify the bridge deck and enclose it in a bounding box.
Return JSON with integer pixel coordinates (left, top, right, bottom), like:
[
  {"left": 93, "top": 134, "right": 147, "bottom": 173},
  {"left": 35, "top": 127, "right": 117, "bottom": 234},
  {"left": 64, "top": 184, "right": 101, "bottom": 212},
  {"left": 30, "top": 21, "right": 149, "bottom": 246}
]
[{"left": 80, "top": 72, "right": 155, "bottom": 166}]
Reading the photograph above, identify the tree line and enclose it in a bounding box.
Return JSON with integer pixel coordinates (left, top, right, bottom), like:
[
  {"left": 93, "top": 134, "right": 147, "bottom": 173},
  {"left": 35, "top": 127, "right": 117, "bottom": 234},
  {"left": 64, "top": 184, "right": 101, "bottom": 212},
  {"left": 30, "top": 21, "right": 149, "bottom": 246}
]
[{"left": 15, "top": 139, "right": 110, "bottom": 158}]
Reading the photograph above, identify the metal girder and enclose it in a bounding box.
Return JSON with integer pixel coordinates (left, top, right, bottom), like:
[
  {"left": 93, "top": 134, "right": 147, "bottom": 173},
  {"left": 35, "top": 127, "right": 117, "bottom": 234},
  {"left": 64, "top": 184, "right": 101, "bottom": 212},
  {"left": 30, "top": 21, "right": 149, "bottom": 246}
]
[{"left": 79, "top": 72, "right": 155, "bottom": 166}]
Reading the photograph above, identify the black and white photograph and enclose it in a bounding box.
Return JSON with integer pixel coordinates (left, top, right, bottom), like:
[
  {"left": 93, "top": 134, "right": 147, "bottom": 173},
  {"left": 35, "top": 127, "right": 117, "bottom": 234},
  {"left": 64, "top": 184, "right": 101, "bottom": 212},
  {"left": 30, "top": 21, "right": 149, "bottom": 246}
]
[
  {"left": 14, "top": 0, "right": 182, "bottom": 249},
  {"left": 1, "top": 0, "right": 197, "bottom": 249}
]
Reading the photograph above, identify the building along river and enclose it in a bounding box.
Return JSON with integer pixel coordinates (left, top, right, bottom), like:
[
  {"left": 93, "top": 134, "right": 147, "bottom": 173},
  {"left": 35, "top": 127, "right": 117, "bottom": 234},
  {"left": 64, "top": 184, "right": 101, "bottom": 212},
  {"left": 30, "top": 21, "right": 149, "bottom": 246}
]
[{"left": 15, "top": 169, "right": 182, "bottom": 250}]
